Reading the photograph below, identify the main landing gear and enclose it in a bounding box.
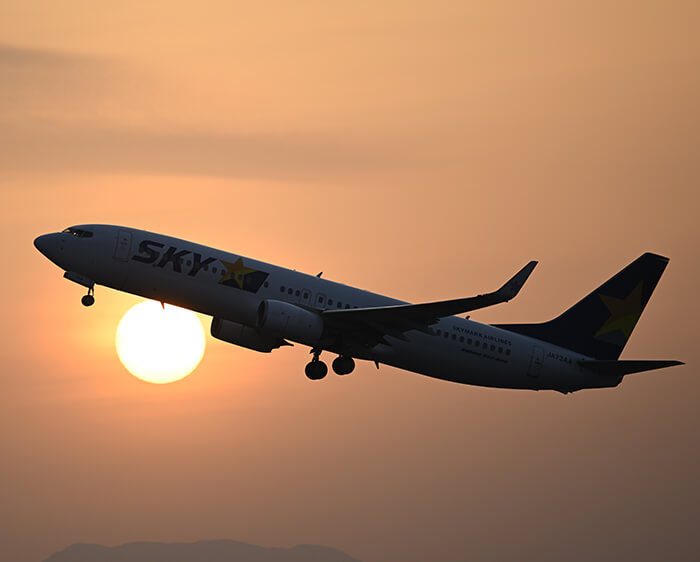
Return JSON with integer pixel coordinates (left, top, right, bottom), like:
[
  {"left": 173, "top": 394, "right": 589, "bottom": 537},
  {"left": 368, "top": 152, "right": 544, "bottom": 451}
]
[
  {"left": 305, "top": 359, "right": 328, "bottom": 380},
  {"left": 332, "top": 355, "right": 355, "bottom": 376},
  {"left": 304, "top": 350, "right": 356, "bottom": 380},
  {"left": 81, "top": 286, "right": 95, "bottom": 307}
]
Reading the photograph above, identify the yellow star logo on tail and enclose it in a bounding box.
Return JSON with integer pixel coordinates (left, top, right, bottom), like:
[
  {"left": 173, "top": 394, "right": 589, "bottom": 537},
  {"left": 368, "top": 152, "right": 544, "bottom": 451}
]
[
  {"left": 220, "top": 258, "right": 256, "bottom": 288},
  {"left": 594, "top": 282, "right": 644, "bottom": 339}
]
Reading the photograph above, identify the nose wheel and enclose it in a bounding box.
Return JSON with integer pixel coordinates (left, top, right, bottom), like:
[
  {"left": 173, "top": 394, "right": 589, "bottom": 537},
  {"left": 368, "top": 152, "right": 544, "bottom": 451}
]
[{"left": 81, "top": 287, "right": 95, "bottom": 307}]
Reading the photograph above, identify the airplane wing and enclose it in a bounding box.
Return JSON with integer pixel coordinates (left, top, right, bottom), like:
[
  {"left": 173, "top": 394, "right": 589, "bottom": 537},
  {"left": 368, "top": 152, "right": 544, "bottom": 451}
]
[{"left": 321, "top": 261, "right": 537, "bottom": 346}]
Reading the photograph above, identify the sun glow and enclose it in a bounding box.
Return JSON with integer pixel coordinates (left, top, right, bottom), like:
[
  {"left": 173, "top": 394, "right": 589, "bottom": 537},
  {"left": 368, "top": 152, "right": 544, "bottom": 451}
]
[{"left": 116, "top": 301, "right": 206, "bottom": 384}]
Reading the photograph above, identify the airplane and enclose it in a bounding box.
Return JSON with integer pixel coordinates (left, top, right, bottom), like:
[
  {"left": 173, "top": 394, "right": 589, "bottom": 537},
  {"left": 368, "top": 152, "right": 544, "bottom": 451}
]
[{"left": 34, "top": 225, "right": 683, "bottom": 393}]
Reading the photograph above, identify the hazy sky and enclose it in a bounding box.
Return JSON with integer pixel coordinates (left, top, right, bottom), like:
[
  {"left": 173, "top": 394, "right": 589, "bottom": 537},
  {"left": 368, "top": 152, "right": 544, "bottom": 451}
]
[{"left": 1, "top": 2, "right": 699, "bottom": 561}]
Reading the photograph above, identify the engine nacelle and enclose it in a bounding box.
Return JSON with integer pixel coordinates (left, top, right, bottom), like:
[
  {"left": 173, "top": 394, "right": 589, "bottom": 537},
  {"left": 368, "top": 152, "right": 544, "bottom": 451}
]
[
  {"left": 256, "top": 300, "right": 324, "bottom": 345},
  {"left": 210, "top": 317, "right": 288, "bottom": 353}
]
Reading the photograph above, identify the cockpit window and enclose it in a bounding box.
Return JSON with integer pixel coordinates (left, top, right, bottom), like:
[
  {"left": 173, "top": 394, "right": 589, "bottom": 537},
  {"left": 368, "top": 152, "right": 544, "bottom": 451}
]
[{"left": 61, "top": 227, "right": 93, "bottom": 238}]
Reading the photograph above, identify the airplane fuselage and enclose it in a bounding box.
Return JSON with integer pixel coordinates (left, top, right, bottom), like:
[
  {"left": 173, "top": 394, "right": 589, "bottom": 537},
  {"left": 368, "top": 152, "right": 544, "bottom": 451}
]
[{"left": 35, "top": 225, "right": 623, "bottom": 393}]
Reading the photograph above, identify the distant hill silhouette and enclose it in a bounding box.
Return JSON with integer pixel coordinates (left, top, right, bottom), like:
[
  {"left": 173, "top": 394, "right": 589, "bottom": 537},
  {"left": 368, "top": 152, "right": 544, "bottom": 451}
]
[{"left": 44, "top": 540, "right": 361, "bottom": 562}]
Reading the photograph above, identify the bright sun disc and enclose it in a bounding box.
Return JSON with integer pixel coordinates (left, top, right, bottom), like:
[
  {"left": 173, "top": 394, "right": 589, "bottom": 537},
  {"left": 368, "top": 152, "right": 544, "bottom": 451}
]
[{"left": 116, "top": 301, "right": 205, "bottom": 384}]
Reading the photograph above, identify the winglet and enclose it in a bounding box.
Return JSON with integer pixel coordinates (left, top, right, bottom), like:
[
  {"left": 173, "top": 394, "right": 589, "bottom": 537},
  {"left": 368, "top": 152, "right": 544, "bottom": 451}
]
[{"left": 497, "top": 261, "right": 538, "bottom": 301}]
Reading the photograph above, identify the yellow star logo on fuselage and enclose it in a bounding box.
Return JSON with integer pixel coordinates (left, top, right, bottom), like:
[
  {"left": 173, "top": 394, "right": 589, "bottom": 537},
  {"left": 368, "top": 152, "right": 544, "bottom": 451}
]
[
  {"left": 220, "top": 258, "right": 256, "bottom": 288},
  {"left": 594, "top": 282, "right": 644, "bottom": 339}
]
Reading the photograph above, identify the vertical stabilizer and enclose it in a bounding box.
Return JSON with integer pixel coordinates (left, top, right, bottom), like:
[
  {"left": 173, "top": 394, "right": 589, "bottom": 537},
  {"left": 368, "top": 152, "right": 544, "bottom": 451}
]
[{"left": 496, "top": 253, "right": 669, "bottom": 359}]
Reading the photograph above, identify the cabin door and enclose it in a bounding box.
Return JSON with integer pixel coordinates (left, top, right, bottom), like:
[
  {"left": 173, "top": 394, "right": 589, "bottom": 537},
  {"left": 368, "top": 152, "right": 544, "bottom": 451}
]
[
  {"left": 300, "top": 289, "right": 312, "bottom": 306},
  {"left": 527, "top": 345, "right": 544, "bottom": 377},
  {"left": 114, "top": 230, "right": 132, "bottom": 261}
]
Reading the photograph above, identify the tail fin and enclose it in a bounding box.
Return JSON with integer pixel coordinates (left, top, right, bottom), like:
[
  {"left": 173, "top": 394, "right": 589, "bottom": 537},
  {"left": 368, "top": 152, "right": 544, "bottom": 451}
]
[{"left": 496, "top": 253, "right": 670, "bottom": 359}]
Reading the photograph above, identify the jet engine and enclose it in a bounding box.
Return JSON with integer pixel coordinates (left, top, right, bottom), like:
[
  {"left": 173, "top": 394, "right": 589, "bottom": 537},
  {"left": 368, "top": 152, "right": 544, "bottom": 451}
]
[
  {"left": 256, "top": 300, "right": 324, "bottom": 345},
  {"left": 210, "top": 317, "right": 289, "bottom": 353}
]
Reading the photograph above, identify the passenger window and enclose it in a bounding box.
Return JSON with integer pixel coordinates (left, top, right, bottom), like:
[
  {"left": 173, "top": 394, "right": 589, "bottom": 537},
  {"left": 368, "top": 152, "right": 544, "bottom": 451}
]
[
  {"left": 459, "top": 336, "right": 464, "bottom": 343},
  {"left": 187, "top": 260, "right": 192, "bottom": 266},
  {"left": 295, "top": 290, "right": 300, "bottom": 296},
  {"left": 345, "top": 304, "right": 350, "bottom": 309},
  {"left": 506, "top": 349, "right": 511, "bottom": 356},
  {"left": 491, "top": 345, "right": 495, "bottom": 351},
  {"left": 337, "top": 302, "right": 342, "bottom": 308},
  {"left": 280, "top": 286, "right": 285, "bottom": 292},
  {"left": 436, "top": 329, "right": 441, "bottom": 336},
  {"left": 319, "top": 296, "right": 324, "bottom": 303},
  {"left": 467, "top": 338, "right": 472, "bottom": 345},
  {"left": 213, "top": 267, "right": 217, "bottom": 273},
  {"left": 328, "top": 299, "right": 333, "bottom": 305},
  {"left": 498, "top": 346, "right": 503, "bottom": 353},
  {"left": 303, "top": 292, "right": 308, "bottom": 298},
  {"left": 264, "top": 282, "right": 269, "bottom": 288},
  {"left": 444, "top": 332, "right": 449, "bottom": 339},
  {"left": 288, "top": 288, "right": 293, "bottom": 295}
]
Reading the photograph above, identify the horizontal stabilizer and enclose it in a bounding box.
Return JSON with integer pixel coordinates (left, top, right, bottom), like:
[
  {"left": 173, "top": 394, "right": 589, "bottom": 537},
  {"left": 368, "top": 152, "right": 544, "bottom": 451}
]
[{"left": 579, "top": 359, "right": 684, "bottom": 376}]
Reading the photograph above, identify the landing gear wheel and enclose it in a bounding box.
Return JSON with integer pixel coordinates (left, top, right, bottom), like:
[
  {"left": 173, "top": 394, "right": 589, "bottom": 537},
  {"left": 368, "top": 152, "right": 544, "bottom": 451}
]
[
  {"left": 332, "top": 356, "right": 355, "bottom": 375},
  {"left": 305, "top": 360, "right": 328, "bottom": 380},
  {"left": 81, "top": 294, "right": 95, "bottom": 307}
]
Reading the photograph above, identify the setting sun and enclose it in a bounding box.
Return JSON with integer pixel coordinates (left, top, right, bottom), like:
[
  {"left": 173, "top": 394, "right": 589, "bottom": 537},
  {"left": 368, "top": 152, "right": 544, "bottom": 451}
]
[{"left": 115, "top": 301, "right": 206, "bottom": 384}]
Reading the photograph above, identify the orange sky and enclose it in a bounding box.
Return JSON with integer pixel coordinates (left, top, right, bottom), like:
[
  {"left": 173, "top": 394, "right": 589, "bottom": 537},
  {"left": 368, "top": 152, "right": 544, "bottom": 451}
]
[{"left": 1, "top": 2, "right": 699, "bottom": 561}]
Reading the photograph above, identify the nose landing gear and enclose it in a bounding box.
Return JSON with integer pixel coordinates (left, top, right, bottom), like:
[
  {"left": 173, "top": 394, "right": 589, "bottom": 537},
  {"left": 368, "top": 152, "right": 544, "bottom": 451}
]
[{"left": 81, "top": 286, "right": 95, "bottom": 307}]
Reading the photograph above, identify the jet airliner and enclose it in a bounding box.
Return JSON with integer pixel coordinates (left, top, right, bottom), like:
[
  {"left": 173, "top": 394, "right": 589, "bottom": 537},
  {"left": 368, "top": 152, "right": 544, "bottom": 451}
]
[{"left": 34, "top": 225, "right": 682, "bottom": 393}]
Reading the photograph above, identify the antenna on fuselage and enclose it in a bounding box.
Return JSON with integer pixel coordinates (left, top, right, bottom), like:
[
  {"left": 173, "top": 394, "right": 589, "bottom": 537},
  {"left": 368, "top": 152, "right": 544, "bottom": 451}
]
[{"left": 316, "top": 272, "right": 323, "bottom": 278}]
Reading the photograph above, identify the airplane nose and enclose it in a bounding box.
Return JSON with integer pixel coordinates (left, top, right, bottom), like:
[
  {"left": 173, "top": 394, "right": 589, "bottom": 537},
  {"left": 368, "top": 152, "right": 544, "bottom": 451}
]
[
  {"left": 34, "top": 234, "right": 51, "bottom": 255},
  {"left": 34, "top": 233, "right": 62, "bottom": 260}
]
